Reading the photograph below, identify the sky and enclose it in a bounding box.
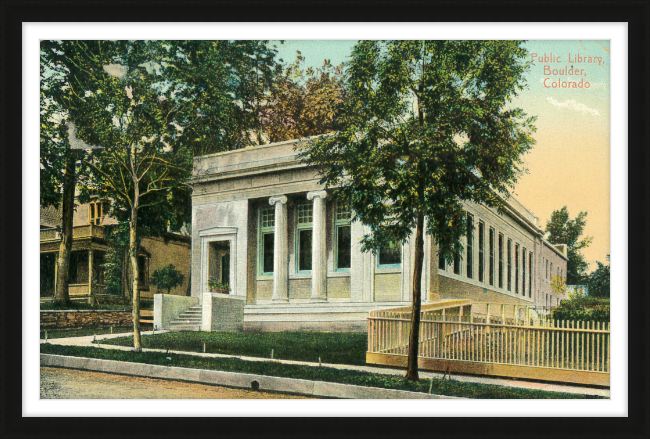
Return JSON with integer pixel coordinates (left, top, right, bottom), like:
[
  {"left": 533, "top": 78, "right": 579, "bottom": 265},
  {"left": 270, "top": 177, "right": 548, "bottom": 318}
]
[{"left": 273, "top": 40, "right": 611, "bottom": 270}]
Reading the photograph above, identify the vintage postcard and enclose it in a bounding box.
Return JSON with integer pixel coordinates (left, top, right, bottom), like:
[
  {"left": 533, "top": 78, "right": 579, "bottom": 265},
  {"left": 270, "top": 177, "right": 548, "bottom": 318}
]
[{"left": 39, "top": 38, "right": 610, "bottom": 402}]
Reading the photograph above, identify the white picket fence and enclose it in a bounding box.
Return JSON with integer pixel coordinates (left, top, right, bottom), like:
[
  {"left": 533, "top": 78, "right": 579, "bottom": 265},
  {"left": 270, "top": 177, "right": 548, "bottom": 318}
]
[{"left": 367, "top": 300, "right": 610, "bottom": 385}]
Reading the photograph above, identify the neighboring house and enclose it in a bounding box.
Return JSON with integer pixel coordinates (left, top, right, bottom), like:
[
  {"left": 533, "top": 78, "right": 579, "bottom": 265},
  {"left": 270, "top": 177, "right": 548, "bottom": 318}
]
[
  {"left": 184, "top": 138, "right": 568, "bottom": 332},
  {"left": 40, "top": 199, "right": 191, "bottom": 304}
]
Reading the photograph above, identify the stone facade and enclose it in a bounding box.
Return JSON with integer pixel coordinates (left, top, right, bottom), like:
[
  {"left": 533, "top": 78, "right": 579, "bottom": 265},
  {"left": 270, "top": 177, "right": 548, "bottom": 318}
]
[
  {"left": 40, "top": 310, "right": 133, "bottom": 329},
  {"left": 187, "top": 138, "right": 568, "bottom": 331}
]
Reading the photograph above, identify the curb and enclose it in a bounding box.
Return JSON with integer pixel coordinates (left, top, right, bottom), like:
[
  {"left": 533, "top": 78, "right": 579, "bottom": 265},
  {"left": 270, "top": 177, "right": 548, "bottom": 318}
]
[{"left": 41, "top": 354, "right": 461, "bottom": 399}]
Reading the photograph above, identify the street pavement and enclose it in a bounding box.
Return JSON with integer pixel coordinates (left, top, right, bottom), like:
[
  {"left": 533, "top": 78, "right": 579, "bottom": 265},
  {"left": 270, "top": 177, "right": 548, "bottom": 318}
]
[{"left": 40, "top": 366, "right": 314, "bottom": 399}]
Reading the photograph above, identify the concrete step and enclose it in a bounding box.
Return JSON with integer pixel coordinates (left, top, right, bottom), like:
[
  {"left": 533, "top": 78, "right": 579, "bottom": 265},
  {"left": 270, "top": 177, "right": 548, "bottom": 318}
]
[
  {"left": 170, "top": 319, "right": 202, "bottom": 324},
  {"left": 167, "top": 326, "right": 201, "bottom": 331}
]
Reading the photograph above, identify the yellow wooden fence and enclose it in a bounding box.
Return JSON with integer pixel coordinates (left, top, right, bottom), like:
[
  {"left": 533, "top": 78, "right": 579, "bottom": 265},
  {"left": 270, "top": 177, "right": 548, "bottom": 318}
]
[{"left": 366, "top": 301, "right": 610, "bottom": 387}]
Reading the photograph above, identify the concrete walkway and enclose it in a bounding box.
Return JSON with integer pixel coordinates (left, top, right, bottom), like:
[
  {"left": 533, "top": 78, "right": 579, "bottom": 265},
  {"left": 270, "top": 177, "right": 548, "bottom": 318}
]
[{"left": 41, "top": 331, "right": 610, "bottom": 398}]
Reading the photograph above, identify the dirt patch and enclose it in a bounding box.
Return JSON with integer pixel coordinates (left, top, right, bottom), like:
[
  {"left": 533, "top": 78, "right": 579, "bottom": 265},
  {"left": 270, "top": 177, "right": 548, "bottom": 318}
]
[{"left": 40, "top": 367, "right": 314, "bottom": 399}]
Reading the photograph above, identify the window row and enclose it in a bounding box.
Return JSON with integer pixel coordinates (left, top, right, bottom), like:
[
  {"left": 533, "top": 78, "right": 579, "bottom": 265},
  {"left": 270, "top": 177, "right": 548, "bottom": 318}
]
[
  {"left": 544, "top": 257, "right": 564, "bottom": 282},
  {"left": 439, "top": 212, "right": 533, "bottom": 298},
  {"left": 258, "top": 202, "right": 403, "bottom": 277}
]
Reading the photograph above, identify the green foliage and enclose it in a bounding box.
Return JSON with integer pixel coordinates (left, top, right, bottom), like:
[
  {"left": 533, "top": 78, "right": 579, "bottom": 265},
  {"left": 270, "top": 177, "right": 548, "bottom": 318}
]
[
  {"left": 101, "top": 223, "right": 131, "bottom": 296},
  {"left": 41, "top": 343, "right": 602, "bottom": 399},
  {"left": 587, "top": 256, "right": 610, "bottom": 298},
  {"left": 552, "top": 296, "right": 610, "bottom": 322},
  {"left": 207, "top": 278, "right": 230, "bottom": 293},
  {"left": 299, "top": 40, "right": 536, "bottom": 261},
  {"left": 550, "top": 274, "right": 567, "bottom": 296},
  {"left": 150, "top": 264, "right": 185, "bottom": 294},
  {"left": 545, "top": 206, "right": 592, "bottom": 284},
  {"left": 40, "top": 45, "right": 85, "bottom": 209}
]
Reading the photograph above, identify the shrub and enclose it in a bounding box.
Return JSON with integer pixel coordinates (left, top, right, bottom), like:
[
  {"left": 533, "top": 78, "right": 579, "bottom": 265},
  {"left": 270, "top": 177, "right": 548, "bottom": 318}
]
[
  {"left": 552, "top": 296, "right": 609, "bottom": 322},
  {"left": 208, "top": 278, "right": 230, "bottom": 293},
  {"left": 150, "top": 264, "right": 185, "bottom": 294}
]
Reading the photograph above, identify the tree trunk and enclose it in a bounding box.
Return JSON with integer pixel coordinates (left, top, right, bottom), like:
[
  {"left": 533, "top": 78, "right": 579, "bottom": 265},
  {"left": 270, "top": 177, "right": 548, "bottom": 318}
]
[
  {"left": 122, "top": 247, "right": 132, "bottom": 299},
  {"left": 54, "top": 150, "right": 77, "bottom": 304},
  {"left": 405, "top": 208, "right": 425, "bottom": 381},
  {"left": 129, "top": 148, "right": 142, "bottom": 352}
]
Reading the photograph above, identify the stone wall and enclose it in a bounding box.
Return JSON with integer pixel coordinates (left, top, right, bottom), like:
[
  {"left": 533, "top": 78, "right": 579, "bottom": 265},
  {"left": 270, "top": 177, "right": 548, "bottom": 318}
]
[
  {"left": 40, "top": 310, "right": 133, "bottom": 329},
  {"left": 201, "top": 293, "right": 245, "bottom": 331},
  {"left": 154, "top": 294, "right": 199, "bottom": 330},
  {"left": 434, "top": 276, "right": 532, "bottom": 305}
]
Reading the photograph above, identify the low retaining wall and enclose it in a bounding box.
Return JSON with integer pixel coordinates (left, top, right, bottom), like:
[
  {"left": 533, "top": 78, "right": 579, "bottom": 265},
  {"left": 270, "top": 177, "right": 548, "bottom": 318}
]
[
  {"left": 154, "top": 294, "right": 198, "bottom": 330},
  {"left": 40, "top": 310, "right": 132, "bottom": 329},
  {"left": 202, "top": 293, "right": 245, "bottom": 331}
]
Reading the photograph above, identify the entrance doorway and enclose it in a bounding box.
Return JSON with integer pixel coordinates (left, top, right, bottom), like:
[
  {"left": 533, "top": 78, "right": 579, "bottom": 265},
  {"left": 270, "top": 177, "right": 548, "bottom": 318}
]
[{"left": 208, "top": 241, "right": 232, "bottom": 288}]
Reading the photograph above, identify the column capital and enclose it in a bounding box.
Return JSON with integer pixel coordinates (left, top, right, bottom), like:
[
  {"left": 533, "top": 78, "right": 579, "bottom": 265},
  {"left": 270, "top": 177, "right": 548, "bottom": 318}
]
[
  {"left": 306, "top": 190, "right": 327, "bottom": 201},
  {"left": 269, "top": 195, "right": 288, "bottom": 206}
]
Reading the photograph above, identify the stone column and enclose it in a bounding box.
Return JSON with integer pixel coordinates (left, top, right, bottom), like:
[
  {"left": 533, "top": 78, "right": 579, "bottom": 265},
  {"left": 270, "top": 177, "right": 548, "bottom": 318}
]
[
  {"left": 269, "top": 195, "right": 288, "bottom": 302},
  {"left": 307, "top": 190, "right": 327, "bottom": 302}
]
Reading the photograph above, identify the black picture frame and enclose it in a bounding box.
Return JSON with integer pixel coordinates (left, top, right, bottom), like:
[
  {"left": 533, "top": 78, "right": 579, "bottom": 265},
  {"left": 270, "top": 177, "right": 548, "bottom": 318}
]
[{"left": 2, "top": 1, "right": 648, "bottom": 438}]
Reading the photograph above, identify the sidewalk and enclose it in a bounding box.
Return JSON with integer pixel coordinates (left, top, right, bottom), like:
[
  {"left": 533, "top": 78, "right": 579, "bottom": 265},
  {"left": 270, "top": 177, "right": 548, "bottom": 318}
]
[{"left": 41, "top": 331, "right": 610, "bottom": 398}]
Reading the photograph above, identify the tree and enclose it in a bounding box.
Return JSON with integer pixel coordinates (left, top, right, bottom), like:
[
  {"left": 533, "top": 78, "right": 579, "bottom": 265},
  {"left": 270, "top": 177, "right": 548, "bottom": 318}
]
[
  {"left": 48, "top": 40, "right": 281, "bottom": 351},
  {"left": 168, "top": 40, "right": 280, "bottom": 154},
  {"left": 544, "top": 206, "right": 592, "bottom": 284},
  {"left": 550, "top": 274, "right": 568, "bottom": 296},
  {"left": 586, "top": 255, "right": 610, "bottom": 298},
  {"left": 41, "top": 43, "right": 88, "bottom": 305},
  {"left": 300, "top": 40, "right": 536, "bottom": 381},
  {"left": 261, "top": 53, "right": 346, "bottom": 143},
  {"left": 62, "top": 41, "right": 196, "bottom": 351},
  {"left": 150, "top": 264, "right": 185, "bottom": 295}
]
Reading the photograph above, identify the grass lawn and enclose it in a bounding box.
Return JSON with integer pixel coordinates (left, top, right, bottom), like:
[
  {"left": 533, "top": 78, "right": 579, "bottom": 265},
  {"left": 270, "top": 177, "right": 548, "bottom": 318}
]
[
  {"left": 41, "top": 326, "right": 133, "bottom": 339},
  {"left": 40, "top": 344, "right": 602, "bottom": 399},
  {"left": 98, "top": 332, "right": 368, "bottom": 365}
]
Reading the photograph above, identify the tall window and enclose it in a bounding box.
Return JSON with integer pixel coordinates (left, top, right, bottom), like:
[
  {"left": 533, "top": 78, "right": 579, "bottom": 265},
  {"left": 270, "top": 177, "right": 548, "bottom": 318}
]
[
  {"left": 546, "top": 259, "right": 549, "bottom": 279},
  {"left": 438, "top": 252, "right": 445, "bottom": 270},
  {"left": 498, "top": 233, "right": 504, "bottom": 288},
  {"left": 489, "top": 227, "right": 495, "bottom": 286},
  {"left": 453, "top": 249, "right": 461, "bottom": 275},
  {"left": 296, "top": 203, "right": 313, "bottom": 273},
  {"left": 334, "top": 203, "right": 351, "bottom": 271},
  {"left": 522, "top": 247, "right": 527, "bottom": 296},
  {"left": 259, "top": 207, "right": 275, "bottom": 275},
  {"left": 550, "top": 262, "right": 553, "bottom": 280},
  {"left": 507, "top": 238, "right": 512, "bottom": 291},
  {"left": 466, "top": 213, "right": 474, "bottom": 279},
  {"left": 478, "top": 221, "right": 485, "bottom": 282},
  {"left": 529, "top": 252, "right": 533, "bottom": 297},
  {"left": 514, "top": 244, "right": 520, "bottom": 294},
  {"left": 89, "top": 200, "right": 107, "bottom": 225},
  {"left": 378, "top": 239, "right": 401, "bottom": 267}
]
